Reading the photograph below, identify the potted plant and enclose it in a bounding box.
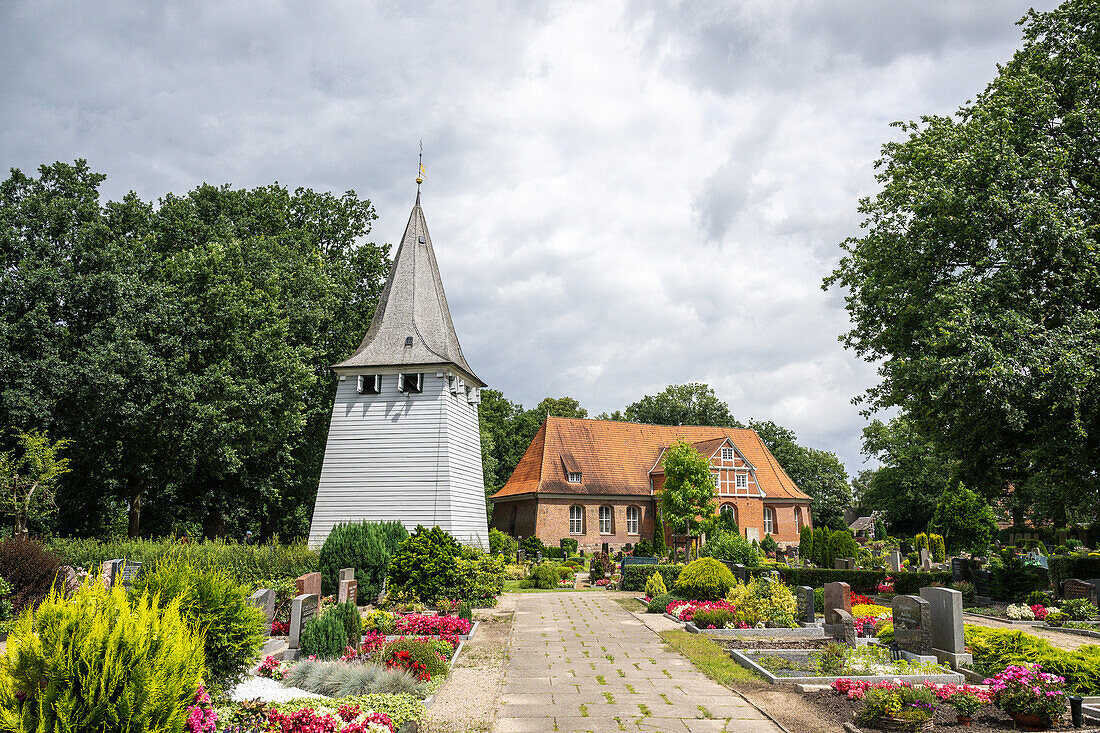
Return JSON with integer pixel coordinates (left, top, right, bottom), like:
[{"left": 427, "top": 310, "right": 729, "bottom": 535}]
[
  {"left": 985, "top": 664, "right": 1067, "bottom": 730},
  {"left": 856, "top": 685, "right": 936, "bottom": 731},
  {"left": 947, "top": 690, "right": 984, "bottom": 726}
]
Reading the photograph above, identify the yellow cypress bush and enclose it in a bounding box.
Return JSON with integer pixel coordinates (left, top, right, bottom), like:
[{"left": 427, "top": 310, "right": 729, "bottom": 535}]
[{"left": 0, "top": 579, "right": 205, "bottom": 732}]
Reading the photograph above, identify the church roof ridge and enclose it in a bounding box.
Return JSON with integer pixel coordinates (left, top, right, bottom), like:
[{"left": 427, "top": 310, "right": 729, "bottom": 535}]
[{"left": 334, "top": 197, "right": 484, "bottom": 386}]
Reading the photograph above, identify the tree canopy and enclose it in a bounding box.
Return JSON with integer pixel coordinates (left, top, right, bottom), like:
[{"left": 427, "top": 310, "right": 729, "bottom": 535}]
[
  {"left": 623, "top": 383, "right": 742, "bottom": 427},
  {"left": 658, "top": 439, "right": 715, "bottom": 535},
  {"left": 825, "top": 1, "right": 1100, "bottom": 526},
  {"left": 929, "top": 483, "right": 999, "bottom": 555},
  {"left": 0, "top": 161, "right": 389, "bottom": 538}
]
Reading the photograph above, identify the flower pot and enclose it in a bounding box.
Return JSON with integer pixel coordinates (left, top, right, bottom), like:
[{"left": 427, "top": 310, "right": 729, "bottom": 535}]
[
  {"left": 1009, "top": 712, "right": 1053, "bottom": 731},
  {"left": 876, "top": 715, "right": 932, "bottom": 732}
]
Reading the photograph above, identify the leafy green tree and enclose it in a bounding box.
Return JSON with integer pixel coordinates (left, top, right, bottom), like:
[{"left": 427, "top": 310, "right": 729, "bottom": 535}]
[
  {"left": 749, "top": 420, "right": 850, "bottom": 529},
  {"left": 658, "top": 440, "right": 716, "bottom": 536},
  {"left": 478, "top": 392, "right": 587, "bottom": 494},
  {"left": 625, "top": 383, "right": 742, "bottom": 427},
  {"left": 825, "top": 1, "right": 1100, "bottom": 525},
  {"left": 857, "top": 417, "right": 957, "bottom": 535},
  {"left": 928, "top": 483, "right": 998, "bottom": 555},
  {"left": 0, "top": 429, "right": 71, "bottom": 535}
]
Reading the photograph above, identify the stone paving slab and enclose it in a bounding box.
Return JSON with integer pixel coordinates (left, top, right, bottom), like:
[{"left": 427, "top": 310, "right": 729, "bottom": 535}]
[{"left": 494, "top": 592, "right": 781, "bottom": 733}]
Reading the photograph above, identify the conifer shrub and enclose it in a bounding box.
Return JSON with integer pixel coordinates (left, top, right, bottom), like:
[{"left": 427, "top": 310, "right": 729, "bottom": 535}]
[
  {"left": 702, "top": 530, "right": 759, "bottom": 567},
  {"left": 644, "top": 572, "right": 667, "bottom": 598},
  {"left": 331, "top": 600, "right": 362, "bottom": 649},
  {"left": 559, "top": 538, "right": 578, "bottom": 556},
  {"left": 0, "top": 581, "right": 204, "bottom": 731},
  {"left": 519, "top": 563, "right": 558, "bottom": 590},
  {"left": 299, "top": 610, "right": 350, "bottom": 659},
  {"left": 798, "top": 526, "right": 814, "bottom": 563},
  {"left": 131, "top": 554, "right": 266, "bottom": 693},
  {"left": 0, "top": 537, "right": 64, "bottom": 615},
  {"left": 929, "top": 533, "right": 946, "bottom": 563},
  {"left": 674, "top": 558, "right": 736, "bottom": 601},
  {"left": 319, "top": 520, "right": 408, "bottom": 604},
  {"left": 646, "top": 592, "right": 686, "bottom": 613},
  {"left": 488, "top": 528, "right": 518, "bottom": 557}
]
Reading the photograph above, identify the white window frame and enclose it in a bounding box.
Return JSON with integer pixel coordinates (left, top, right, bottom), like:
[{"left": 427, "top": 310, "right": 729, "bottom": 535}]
[
  {"left": 764, "top": 507, "right": 775, "bottom": 535},
  {"left": 735, "top": 473, "right": 747, "bottom": 491},
  {"left": 357, "top": 374, "right": 382, "bottom": 395},
  {"left": 399, "top": 373, "right": 423, "bottom": 393},
  {"left": 567, "top": 471, "right": 582, "bottom": 483},
  {"left": 569, "top": 505, "right": 583, "bottom": 534},
  {"left": 626, "top": 506, "right": 639, "bottom": 535},
  {"left": 711, "top": 472, "right": 719, "bottom": 489},
  {"left": 721, "top": 446, "right": 734, "bottom": 461},
  {"left": 599, "top": 506, "right": 612, "bottom": 535}
]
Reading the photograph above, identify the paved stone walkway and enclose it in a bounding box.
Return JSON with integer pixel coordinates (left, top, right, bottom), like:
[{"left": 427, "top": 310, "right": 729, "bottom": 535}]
[{"left": 495, "top": 592, "right": 782, "bottom": 733}]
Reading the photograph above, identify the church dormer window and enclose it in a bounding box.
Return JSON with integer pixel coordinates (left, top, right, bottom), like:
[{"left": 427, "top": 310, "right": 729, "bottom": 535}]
[
  {"left": 721, "top": 446, "right": 734, "bottom": 461},
  {"left": 357, "top": 374, "right": 382, "bottom": 395},
  {"left": 567, "top": 471, "right": 582, "bottom": 483},
  {"left": 399, "top": 373, "right": 423, "bottom": 393}
]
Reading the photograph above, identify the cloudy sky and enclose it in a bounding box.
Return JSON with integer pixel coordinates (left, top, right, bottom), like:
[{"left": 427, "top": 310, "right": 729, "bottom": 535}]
[{"left": 0, "top": 1, "right": 1058, "bottom": 474}]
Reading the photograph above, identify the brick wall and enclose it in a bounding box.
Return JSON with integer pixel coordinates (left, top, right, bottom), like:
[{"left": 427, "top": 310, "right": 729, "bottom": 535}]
[{"left": 531, "top": 496, "right": 656, "bottom": 552}]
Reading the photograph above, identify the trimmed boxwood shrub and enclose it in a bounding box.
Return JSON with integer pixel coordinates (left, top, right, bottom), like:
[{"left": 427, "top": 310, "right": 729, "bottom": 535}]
[
  {"left": 319, "top": 520, "right": 408, "bottom": 604},
  {"left": 674, "top": 558, "right": 736, "bottom": 601},
  {"left": 299, "top": 610, "right": 349, "bottom": 659},
  {"left": 647, "top": 592, "right": 687, "bottom": 613},
  {"left": 622, "top": 564, "right": 683, "bottom": 592},
  {"left": 968, "top": 626, "right": 1100, "bottom": 695},
  {"left": 1049, "top": 555, "right": 1100, "bottom": 591},
  {"left": 777, "top": 566, "right": 952, "bottom": 594}
]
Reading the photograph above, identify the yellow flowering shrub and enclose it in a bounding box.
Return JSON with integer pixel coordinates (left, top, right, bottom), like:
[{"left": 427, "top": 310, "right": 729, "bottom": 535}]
[
  {"left": 725, "top": 576, "right": 798, "bottom": 627},
  {"left": 851, "top": 603, "right": 892, "bottom": 618}
]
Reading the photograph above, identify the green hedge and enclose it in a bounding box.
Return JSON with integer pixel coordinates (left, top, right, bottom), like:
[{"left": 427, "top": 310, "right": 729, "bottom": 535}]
[
  {"left": 44, "top": 537, "right": 318, "bottom": 587},
  {"left": 776, "top": 567, "right": 952, "bottom": 594},
  {"left": 622, "top": 564, "right": 684, "bottom": 592},
  {"left": 1049, "top": 555, "right": 1100, "bottom": 590}
]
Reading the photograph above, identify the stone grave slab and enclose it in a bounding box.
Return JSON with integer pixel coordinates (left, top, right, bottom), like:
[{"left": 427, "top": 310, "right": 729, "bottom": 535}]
[
  {"left": 798, "top": 586, "right": 815, "bottom": 625},
  {"left": 892, "top": 594, "right": 932, "bottom": 656},
  {"left": 296, "top": 572, "right": 322, "bottom": 598},
  {"left": 1064, "top": 578, "right": 1099, "bottom": 608},
  {"left": 823, "top": 581, "right": 851, "bottom": 624},
  {"left": 249, "top": 588, "right": 275, "bottom": 626},
  {"left": 288, "top": 593, "right": 320, "bottom": 652}
]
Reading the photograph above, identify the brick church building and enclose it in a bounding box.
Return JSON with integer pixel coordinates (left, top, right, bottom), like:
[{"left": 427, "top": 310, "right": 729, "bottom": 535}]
[{"left": 490, "top": 416, "right": 812, "bottom": 551}]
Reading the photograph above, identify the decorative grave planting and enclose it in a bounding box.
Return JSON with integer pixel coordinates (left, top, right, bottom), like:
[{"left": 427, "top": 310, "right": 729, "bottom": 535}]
[{"left": 729, "top": 643, "right": 962, "bottom": 686}]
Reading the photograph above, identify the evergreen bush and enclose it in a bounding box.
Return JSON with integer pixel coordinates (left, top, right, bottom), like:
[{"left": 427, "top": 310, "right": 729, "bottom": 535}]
[
  {"left": 0, "top": 581, "right": 204, "bottom": 731},
  {"left": 633, "top": 539, "right": 653, "bottom": 557},
  {"left": 652, "top": 511, "right": 667, "bottom": 558},
  {"left": 702, "top": 530, "right": 760, "bottom": 567},
  {"left": 319, "top": 520, "right": 408, "bottom": 604},
  {"left": 489, "top": 528, "right": 518, "bottom": 557},
  {"left": 331, "top": 600, "right": 362, "bottom": 649},
  {"left": 914, "top": 533, "right": 929, "bottom": 551},
  {"left": 760, "top": 534, "right": 779, "bottom": 555},
  {"left": 298, "top": 610, "right": 350, "bottom": 659},
  {"left": 559, "top": 538, "right": 578, "bottom": 556},
  {"left": 387, "top": 526, "right": 463, "bottom": 603},
  {"left": 130, "top": 554, "right": 267, "bottom": 693},
  {"left": 520, "top": 563, "right": 558, "bottom": 590},
  {"left": 621, "top": 564, "right": 683, "bottom": 592},
  {"left": 674, "top": 558, "right": 736, "bottom": 601},
  {"left": 798, "top": 526, "right": 813, "bottom": 563},
  {"left": 647, "top": 592, "right": 686, "bottom": 613},
  {"left": 520, "top": 536, "right": 545, "bottom": 557},
  {"left": 644, "top": 572, "right": 667, "bottom": 598}
]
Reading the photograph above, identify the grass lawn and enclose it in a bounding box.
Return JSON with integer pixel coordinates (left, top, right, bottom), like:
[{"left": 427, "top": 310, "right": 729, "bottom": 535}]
[
  {"left": 660, "top": 629, "right": 762, "bottom": 685},
  {"left": 502, "top": 579, "right": 590, "bottom": 593}
]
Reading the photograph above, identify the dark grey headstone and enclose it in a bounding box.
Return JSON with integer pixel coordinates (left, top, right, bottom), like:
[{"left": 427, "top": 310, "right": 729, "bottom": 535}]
[
  {"left": 889, "top": 551, "right": 902, "bottom": 573},
  {"left": 920, "top": 587, "right": 964, "bottom": 654},
  {"left": 798, "top": 585, "right": 815, "bottom": 624},
  {"left": 972, "top": 569, "right": 992, "bottom": 597},
  {"left": 1064, "top": 578, "right": 1099, "bottom": 607},
  {"left": 829, "top": 609, "right": 856, "bottom": 645},
  {"left": 834, "top": 558, "right": 847, "bottom": 570},
  {"left": 951, "top": 557, "right": 971, "bottom": 583},
  {"left": 892, "top": 594, "right": 932, "bottom": 655}
]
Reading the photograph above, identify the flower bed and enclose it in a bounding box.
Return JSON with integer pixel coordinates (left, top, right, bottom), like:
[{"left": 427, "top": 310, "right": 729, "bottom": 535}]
[
  {"left": 392, "top": 614, "right": 471, "bottom": 637},
  {"left": 666, "top": 599, "right": 738, "bottom": 623},
  {"left": 729, "top": 644, "right": 961, "bottom": 686}
]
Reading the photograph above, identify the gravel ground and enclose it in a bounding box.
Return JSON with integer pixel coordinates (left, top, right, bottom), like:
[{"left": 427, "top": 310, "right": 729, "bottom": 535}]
[
  {"left": 418, "top": 595, "right": 516, "bottom": 733},
  {"left": 229, "top": 675, "right": 325, "bottom": 703}
]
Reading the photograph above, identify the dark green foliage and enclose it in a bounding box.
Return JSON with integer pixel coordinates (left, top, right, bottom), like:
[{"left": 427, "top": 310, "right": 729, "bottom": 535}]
[
  {"left": 660, "top": 440, "right": 715, "bottom": 534},
  {"left": 928, "top": 485, "right": 997, "bottom": 555},
  {"left": 624, "top": 383, "right": 740, "bottom": 427},
  {"left": 298, "top": 610, "right": 349, "bottom": 659},
  {"left": 652, "top": 511, "right": 667, "bottom": 557},
  {"left": 827, "top": 531, "right": 859, "bottom": 567},
  {"left": 559, "top": 538, "right": 578, "bottom": 556},
  {"left": 907, "top": 551, "right": 920, "bottom": 567},
  {"left": 952, "top": 582, "right": 976, "bottom": 604},
  {"left": 589, "top": 551, "right": 612, "bottom": 579},
  {"left": 520, "top": 536, "right": 545, "bottom": 557},
  {"left": 457, "top": 602, "right": 472, "bottom": 623},
  {"left": 1061, "top": 599, "right": 1097, "bottom": 622},
  {"left": 647, "top": 592, "right": 687, "bottom": 613},
  {"left": 814, "top": 587, "right": 824, "bottom": 614},
  {"left": 929, "top": 534, "right": 946, "bottom": 563},
  {"left": 691, "top": 608, "right": 735, "bottom": 629},
  {"left": 330, "top": 601, "right": 362, "bottom": 649},
  {"left": 990, "top": 551, "right": 1050, "bottom": 602},
  {"left": 0, "top": 582, "right": 206, "bottom": 731},
  {"left": 488, "top": 528, "right": 518, "bottom": 557},
  {"left": 45, "top": 536, "right": 318, "bottom": 588},
  {"left": 319, "top": 520, "right": 408, "bottom": 604},
  {"left": 798, "top": 527, "right": 813, "bottom": 563},
  {"left": 778, "top": 567, "right": 953, "bottom": 595},
  {"left": 621, "top": 564, "right": 684, "bottom": 592},
  {"left": 702, "top": 531, "right": 759, "bottom": 567},
  {"left": 545, "top": 547, "right": 565, "bottom": 559},
  {"left": 812, "top": 526, "right": 830, "bottom": 568},
  {"left": 632, "top": 539, "right": 653, "bottom": 557},
  {"left": 1027, "top": 590, "right": 1054, "bottom": 607},
  {"left": 760, "top": 534, "right": 779, "bottom": 555},
  {"left": 131, "top": 554, "right": 267, "bottom": 693},
  {"left": 873, "top": 518, "right": 888, "bottom": 542},
  {"left": 674, "top": 558, "right": 736, "bottom": 601},
  {"left": 0, "top": 536, "right": 63, "bottom": 615},
  {"left": 386, "top": 526, "right": 503, "bottom": 603},
  {"left": 1049, "top": 555, "right": 1100, "bottom": 589}
]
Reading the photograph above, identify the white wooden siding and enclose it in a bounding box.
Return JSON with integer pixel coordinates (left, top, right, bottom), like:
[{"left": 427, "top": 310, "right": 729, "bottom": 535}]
[{"left": 308, "top": 368, "right": 490, "bottom": 549}]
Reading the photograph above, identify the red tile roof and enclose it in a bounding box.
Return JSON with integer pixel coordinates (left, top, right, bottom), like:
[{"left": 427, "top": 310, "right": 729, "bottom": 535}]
[{"left": 491, "top": 416, "right": 811, "bottom": 501}]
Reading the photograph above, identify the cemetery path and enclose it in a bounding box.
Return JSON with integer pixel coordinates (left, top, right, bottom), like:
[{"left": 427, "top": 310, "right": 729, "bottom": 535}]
[{"left": 494, "top": 591, "right": 783, "bottom": 733}]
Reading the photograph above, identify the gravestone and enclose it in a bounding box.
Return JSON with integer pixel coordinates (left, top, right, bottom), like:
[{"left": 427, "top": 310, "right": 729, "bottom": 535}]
[
  {"left": 827, "top": 581, "right": 849, "bottom": 620},
  {"left": 101, "top": 560, "right": 116, "bottom": 589},
  {"left": 602, "top": 542, "right": 609, "bottom": 555},
  {"left": 116, "top": 560, "right": 143, "bottom": 590},
  {"left": 288, "top": 593, "right": 320, "bottom": 652},
  {"left": 249, "top": 588, "right": 276, "bottom": 626},
  {"left": 892, "top": 594, "right": 932, "bottom": 656},
  {"left": 798, "top": 586, "right": 816, "bottom": 625},
  {"left": 337, "top": 568, "right": 358, "bottom": 605},
  {"left": 745, "top": 527, "right": 760, "bottom": 543},
  {"left": 731, "top": 563, "right": 748, "bottom": 583},
  {"left": 58, "top": 565, "right": 78, "bottom": 596},
  {"left": 920, "top": 587, "right": 965, "bottom": 654},
  {"left": 829, "top": 608, "right": 857, "bottom": 645},
  {"left": 1064, "top": 578, "right": 1099, "bottom": 608},
  {"left": 951, "top": 557, "right": 971, "bottom": 583},
  {"left": 972, "top": 569, "right": 992, "bottom": 600},
  {"left": 920, "top": 548, "right": 931, "bottom": 571},
  {"left": 834, "top": 558, "right": 848, "bottom": 570},
  {"left": 889, "top": 551, "right": 902, "bottom": 573},
  {"left": 517, "top": 549, "right": 525, "bottom": 563},
  {"left": 296, "top": 572, "right": 322, "bottom": 598}
]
